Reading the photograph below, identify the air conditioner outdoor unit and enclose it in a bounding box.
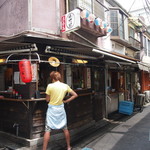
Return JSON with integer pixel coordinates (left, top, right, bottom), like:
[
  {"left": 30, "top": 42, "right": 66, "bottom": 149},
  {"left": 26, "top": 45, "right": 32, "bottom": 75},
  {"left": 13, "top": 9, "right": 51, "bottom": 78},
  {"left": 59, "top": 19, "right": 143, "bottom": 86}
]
[{"left": 144, "top": 91, "right": 150, "bottom": 103}]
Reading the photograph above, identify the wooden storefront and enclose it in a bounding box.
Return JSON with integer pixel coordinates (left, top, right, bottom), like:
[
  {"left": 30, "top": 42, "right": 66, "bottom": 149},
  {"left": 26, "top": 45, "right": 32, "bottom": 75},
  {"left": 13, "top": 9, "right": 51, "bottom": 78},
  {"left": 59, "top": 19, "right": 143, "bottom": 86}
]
[
  {"left": 0, "top": 39, "right": 105, "bottom": 145},
  {"left": 141, "top": 71, "right": 150, "bottom": 92}
]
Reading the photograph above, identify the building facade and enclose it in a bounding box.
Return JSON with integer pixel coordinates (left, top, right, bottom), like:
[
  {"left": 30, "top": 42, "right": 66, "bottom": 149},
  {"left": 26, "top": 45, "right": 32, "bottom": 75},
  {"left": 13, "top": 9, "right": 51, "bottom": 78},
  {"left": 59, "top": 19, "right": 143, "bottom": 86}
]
[{"left": 0, "top": 0, "right": 149, "bottom": 149}]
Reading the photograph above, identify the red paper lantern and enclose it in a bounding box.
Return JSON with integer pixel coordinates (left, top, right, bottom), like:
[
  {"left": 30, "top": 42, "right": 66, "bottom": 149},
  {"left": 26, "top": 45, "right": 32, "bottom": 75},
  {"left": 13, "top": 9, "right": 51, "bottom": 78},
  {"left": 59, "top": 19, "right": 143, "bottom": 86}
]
[{"left": 19, "top": 59, "right": 32, "bottom": 83}]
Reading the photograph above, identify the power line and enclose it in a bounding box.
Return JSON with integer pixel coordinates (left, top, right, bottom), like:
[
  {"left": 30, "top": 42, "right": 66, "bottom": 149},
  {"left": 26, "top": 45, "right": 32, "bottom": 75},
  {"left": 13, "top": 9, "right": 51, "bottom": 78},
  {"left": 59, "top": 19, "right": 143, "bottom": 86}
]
[
  {"left": 115, "top": 0, "right": 137, "bottom": 29},
  {"left": 145, "top": 0, "right": 150, "bottom": 13},
  {"left": 141, "top": 0, "right": 150, "bottom": 24}
]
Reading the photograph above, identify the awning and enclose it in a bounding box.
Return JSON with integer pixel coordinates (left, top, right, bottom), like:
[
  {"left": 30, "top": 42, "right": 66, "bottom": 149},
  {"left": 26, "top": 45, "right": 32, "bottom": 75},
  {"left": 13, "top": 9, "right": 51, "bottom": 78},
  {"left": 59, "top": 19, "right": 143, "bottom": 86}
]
[
  {"left": 0, "top": 34, "right": 99, "bottom": 57},
  {"left": 92, "top": 48, "right": 137, "bottom": 63},
  {"left": 0, "top": 34, "right": 138, "bottom": 64}
]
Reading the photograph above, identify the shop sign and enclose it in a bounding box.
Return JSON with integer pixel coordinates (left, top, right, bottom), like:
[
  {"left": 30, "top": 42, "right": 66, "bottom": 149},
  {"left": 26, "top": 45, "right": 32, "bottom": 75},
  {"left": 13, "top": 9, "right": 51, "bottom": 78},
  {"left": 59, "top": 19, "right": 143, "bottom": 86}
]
[
  {"left": 61, "top": 9, "right": 81, "bottom": 33},
  {"left": 86, "top": 68, "right": 91, "bottom": 88},
  {"left": 31, "top": 63, "right": 37, "bottom": 82}
]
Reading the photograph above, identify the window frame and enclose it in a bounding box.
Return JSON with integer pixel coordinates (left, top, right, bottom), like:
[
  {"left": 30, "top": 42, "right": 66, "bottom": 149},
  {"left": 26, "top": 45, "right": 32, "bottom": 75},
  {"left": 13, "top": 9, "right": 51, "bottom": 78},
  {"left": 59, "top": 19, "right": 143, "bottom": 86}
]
[
  {"left": 143, "top": 36, "right": 147, "bottom": 55},
  {"left": 110, "top": 8, "right": 128, "bottom": 39},
  {"left": 69, "top": 0, "right": 104, "bottom": 19},
  {"left": 148, "top": 39, "right": 150, "bottom": 57}
]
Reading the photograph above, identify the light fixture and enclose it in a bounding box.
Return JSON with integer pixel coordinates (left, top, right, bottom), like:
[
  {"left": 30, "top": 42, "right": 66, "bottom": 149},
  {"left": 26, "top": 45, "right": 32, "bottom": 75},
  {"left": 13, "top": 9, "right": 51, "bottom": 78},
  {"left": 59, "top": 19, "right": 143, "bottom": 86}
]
[
  {"left": 0, "top": 59, "right": 6, "bottom": 63},
  {"left": 72, "top": 59, "right": 88, "bottom": 64}
]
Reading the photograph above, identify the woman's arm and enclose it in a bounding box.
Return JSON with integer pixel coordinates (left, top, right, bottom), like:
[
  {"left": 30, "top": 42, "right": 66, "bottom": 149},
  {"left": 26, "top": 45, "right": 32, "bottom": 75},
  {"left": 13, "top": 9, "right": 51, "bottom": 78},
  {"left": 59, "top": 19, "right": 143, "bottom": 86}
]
[
  {"left": 46, "top": 94, "right": 50, "bottom": 102},
  {"left": 63, "top": 90, "right": 78, "bottom": 103}
]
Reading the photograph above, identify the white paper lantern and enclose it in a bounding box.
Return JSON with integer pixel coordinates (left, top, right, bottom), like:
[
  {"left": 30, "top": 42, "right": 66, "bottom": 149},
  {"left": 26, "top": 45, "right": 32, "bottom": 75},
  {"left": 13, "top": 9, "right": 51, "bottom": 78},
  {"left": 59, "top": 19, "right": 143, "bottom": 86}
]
[
  {"left": 87, "top": 14, "right": 96, "bottom": 23},
  {"left": 80, "top": 10, "right": 89, "bottom": 19},
  {"left": 107, "top": 26, "right": 113, "bottom": 33},
  {"left": 94, "top": 18, "right": 102, "bottom": 26},
  {"left": 101, "top": 21, "right": 108, "bottom": 29}
]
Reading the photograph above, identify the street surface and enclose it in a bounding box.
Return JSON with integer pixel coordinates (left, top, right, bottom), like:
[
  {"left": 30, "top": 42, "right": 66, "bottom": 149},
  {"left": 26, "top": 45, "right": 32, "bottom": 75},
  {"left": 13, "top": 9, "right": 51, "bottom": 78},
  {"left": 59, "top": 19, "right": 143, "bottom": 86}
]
[{"left": 72, "top": 104, "right": 150, "bottom": 150}]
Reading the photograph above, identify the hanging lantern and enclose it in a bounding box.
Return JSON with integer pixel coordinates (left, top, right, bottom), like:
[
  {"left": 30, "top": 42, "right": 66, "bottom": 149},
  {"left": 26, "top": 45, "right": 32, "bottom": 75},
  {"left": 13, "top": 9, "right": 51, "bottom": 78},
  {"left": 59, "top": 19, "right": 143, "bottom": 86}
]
[
  {"left": 106, "top": 26, "right": 113, "bottom": 33},
  {"left": 100, "top": 21, "right": 108, "bottom": 29},
  {"left": 94, "top": 18, "right": 102, "bottom": 26},
  {"left": 87, "top": 14, "right": 96, "bottom": 23},
  {"left": 19, "top": 59, "right": 32, "bottom": 83},
  {"left": 80, "top": 9, "right": 89, "bottom": 19}
]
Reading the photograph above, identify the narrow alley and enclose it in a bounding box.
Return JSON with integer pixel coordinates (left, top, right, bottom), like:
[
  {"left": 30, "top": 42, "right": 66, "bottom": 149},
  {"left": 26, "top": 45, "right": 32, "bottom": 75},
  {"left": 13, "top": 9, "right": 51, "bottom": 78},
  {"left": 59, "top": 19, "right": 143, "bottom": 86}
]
[{"left": 71, "top": 104, "right": 150, "bottom": 150}]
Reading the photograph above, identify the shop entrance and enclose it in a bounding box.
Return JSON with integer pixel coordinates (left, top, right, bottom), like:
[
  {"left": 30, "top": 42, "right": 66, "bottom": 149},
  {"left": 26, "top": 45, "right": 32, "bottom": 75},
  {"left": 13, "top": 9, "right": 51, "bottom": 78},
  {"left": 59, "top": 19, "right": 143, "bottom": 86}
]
[{"left": 93, "top": 68, "right": 105, "bottom": 121}]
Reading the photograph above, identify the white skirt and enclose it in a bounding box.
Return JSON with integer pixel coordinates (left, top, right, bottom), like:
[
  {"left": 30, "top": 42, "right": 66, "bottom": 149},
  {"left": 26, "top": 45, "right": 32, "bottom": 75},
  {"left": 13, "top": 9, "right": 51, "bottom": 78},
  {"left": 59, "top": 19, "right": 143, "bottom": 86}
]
[{"left": 46, "top": 103, "right": 67, "bottom": 130}]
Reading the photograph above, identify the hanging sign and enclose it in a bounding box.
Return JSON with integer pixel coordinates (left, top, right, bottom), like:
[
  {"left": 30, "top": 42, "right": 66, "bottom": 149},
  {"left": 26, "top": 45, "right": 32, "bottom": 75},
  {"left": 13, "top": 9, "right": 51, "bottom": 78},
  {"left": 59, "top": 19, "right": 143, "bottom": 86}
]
[
  {"left": 61, "top": 9, "right": 81, "bottom": 33},
  {"left": 31, "top": 63, "right": 37, "bottom": 82},
  {"left": 86, "top": 68, "right": 91, "bottom": 88}
]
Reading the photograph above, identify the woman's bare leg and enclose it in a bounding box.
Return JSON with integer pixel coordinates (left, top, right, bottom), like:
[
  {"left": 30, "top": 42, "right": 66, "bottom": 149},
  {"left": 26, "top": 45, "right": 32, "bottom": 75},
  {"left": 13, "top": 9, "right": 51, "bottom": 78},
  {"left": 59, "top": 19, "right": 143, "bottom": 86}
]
[
  {"left": 42, "top": 131, "right": 51, "bottom": 150},
  {"left": 63, "top": 129, "right": 71, "bottom": 150}
]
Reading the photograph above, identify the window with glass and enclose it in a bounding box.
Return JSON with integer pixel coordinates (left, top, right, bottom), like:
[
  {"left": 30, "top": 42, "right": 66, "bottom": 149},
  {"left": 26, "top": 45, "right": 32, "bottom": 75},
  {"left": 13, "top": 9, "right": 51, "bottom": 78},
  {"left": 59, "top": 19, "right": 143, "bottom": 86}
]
[
  {"left": 148, "top": 40, "right": 150, "bottom": 57},
  {"left": 129, "top": 27, "right": 134, "bottom": 38},
  {"left": 110, "top": 8, "right": 127, "bottom": 39},
  {"left": 107, "top": 71, "right": 125, "bottom": 93},
  {"left": 143, "top": 36, "right": 147, "bottom": 55},
  {"left": 110, "top": 10, "right": 119, "bottom": 36},
  {"left": 94, "top": 0, "right": 104, "bottom": 20},
  {"left": 72, "top": 66, "right": 91, "bottom": 89},
  {"left": 69, "top": 0, "right": 104, "bottom": 19},
  {"left": 119, "top": 13, "right": 125, "bottom": 39},
  {"left": 77, "top": 0, "right": 92, "bottom": 13}
]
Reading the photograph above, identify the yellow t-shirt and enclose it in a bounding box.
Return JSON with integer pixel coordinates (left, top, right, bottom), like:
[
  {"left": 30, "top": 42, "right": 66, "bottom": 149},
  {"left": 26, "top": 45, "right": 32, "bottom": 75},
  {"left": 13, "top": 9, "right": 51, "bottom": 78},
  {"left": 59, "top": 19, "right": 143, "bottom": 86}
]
[{"left": 46, "top": 81, "right": 72, "bottom": 105}]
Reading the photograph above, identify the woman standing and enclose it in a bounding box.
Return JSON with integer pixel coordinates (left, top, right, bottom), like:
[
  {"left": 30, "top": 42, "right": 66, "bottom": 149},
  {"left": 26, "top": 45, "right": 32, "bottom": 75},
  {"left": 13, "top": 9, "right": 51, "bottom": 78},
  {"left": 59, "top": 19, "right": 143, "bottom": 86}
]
[{"left": 42, "top": 71, "right": 78, "bottom": 150}]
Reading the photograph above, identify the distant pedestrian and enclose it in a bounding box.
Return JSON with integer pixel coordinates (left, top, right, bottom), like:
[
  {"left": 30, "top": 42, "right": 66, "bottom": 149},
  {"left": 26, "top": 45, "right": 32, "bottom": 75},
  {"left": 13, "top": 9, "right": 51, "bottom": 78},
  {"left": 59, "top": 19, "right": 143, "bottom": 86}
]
[{"left": 42, "top": 71, "right": 78, "bottom": 150}]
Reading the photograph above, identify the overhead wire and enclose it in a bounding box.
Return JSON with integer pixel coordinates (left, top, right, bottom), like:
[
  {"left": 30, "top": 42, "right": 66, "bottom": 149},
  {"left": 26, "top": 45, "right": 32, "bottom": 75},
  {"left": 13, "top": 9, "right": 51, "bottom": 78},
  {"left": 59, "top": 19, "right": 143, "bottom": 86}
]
[
  {"left": 145, "top": 0, "right": 150, "bottom": 8},
  {"left": 144, "top": 0, "right": 150, "bottom": 24},
  {"left": 141, "top": 0, "right": 150, "bottom": 24}
]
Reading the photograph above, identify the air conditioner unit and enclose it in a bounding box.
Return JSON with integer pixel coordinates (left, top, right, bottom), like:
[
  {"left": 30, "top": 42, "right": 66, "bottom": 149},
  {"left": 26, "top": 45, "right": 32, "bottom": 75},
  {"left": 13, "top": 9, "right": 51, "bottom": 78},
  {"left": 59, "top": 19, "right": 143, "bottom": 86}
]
[
  {"left": 112, "top": 42, "right": 125, "bottom": 55},
  {"left": 144, "top": 91, "right": 150, "bottom": 103}
]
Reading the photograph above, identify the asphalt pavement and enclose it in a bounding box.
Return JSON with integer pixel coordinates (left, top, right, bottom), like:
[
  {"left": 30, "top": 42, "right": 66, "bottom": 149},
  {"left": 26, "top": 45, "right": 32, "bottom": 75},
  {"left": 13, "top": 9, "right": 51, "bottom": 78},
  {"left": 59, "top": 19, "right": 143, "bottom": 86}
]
[{"left": 72, "top": 104, "right": 150, "bottom": 150}]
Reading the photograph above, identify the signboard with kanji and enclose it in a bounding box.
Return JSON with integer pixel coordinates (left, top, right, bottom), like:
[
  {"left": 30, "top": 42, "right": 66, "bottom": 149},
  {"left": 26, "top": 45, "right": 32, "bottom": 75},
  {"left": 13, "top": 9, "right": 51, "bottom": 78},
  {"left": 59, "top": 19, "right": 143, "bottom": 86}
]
[{"left": 61, "top": 9, "right": 81, "bottom": 33}]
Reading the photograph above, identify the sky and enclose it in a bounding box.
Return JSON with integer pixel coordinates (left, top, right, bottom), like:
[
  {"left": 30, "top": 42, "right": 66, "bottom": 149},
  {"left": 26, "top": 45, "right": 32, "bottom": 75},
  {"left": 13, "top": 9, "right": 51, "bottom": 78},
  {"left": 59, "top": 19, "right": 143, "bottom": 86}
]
[
  {"left": 115, "top": 0, "right": 144, "bottom": 12},
  {"left": 115, "top": 0, "right": 150, "bottom": 25}
]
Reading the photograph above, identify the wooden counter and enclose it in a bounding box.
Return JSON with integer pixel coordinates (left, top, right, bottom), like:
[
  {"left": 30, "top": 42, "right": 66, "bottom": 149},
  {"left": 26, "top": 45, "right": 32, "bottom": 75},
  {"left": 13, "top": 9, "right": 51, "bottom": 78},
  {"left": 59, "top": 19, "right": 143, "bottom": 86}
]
[
  {"left": 0, "top": 89, "right": 95, "bottom": 139},
  {"left": 0, "top": 89, "right": 94, "bottom": 102},
  {"left": 1, "top": 97, "right": 46, "bottom": 102}
]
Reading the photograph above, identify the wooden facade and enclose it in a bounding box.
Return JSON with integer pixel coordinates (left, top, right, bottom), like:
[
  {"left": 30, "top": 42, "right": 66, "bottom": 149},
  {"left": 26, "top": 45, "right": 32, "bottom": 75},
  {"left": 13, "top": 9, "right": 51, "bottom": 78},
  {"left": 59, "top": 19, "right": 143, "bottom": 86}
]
[
  {"left": 0, "top": 0, "right": 150, "bottom": 149},
  {"left": 141, "top": 71, "right": 150, "bottom": 92},
  {"left": 0, "top": 47, "right": 106, "bottom": 143},
  {"left": 0, "top": 89, "right": 96, "bottom": 139}
]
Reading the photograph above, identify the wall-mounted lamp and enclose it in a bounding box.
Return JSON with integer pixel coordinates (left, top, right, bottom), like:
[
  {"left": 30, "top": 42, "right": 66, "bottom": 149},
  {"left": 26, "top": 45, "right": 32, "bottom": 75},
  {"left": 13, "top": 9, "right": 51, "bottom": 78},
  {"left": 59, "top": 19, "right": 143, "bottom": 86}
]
[
  {"left": 72, "top": 59, "right": 88, "bottom": 64},
  {"left": 0, "top": 59, "right": 6, "bottom": 63}
]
